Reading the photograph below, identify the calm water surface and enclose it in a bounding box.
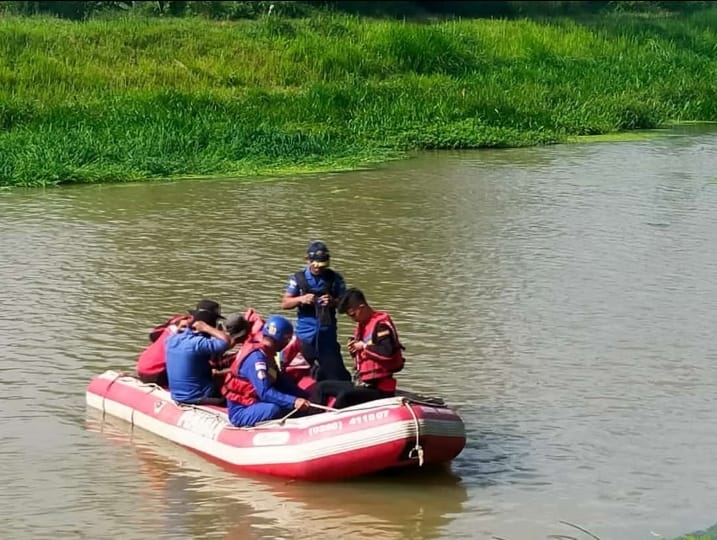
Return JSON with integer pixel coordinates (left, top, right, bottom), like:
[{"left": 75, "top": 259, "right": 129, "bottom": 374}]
[{"left": 2, "top": 127, "right": 717, "bottom": 540}]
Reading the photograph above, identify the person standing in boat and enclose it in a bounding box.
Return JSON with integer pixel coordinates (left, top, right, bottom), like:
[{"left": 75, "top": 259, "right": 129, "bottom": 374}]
[
  {"left": 280, "top": 241, "right": 352, "bottom": 382},
  {"left": 311, "top": 288, "right": 405, "bottom": 409},
  {"left": 165, "top": 309, "right": 233, "bottom": 405},
  {"left": 136, "top": 298, "right": 224, "bottom": 387},
  {"left": 222, "top": 315, "right": 311, "bottom": 427}
]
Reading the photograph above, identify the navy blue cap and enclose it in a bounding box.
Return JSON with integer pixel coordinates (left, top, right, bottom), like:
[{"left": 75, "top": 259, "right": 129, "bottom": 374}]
[{"left": 306, "top": 241, "right": 330, "bottom": 262}]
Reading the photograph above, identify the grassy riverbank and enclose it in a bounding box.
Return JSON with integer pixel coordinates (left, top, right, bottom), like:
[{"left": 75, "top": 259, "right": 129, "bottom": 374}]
[{"left": 2, "top": 9, "right": 717, "bottom": 187}]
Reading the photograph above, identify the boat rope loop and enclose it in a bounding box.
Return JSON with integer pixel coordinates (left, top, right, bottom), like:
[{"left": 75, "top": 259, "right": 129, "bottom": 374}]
[
  {"left": 402, "top": 399, "right": 424, "bottom": 467},
  {"left": 132, "top": 380, "right": 162, "bottom": 428},
  {"left": 102, "top": 372, "right": 127, "bottom": 420}
]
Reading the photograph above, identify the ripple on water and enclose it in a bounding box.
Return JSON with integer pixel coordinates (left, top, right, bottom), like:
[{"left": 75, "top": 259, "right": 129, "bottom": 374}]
[{"left": 2, "top": 131, "right": 717, "bottom": 539}]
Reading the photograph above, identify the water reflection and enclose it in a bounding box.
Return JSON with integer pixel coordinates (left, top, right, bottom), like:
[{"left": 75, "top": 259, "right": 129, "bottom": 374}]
[{"left": 85, "top": 412, "right": 469, "bottom": 540}]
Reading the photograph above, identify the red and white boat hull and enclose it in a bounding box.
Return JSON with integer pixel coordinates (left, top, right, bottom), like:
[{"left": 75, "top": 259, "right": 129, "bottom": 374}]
[{"left": 86, "top": 371, "right": 466, "bottom": 481}]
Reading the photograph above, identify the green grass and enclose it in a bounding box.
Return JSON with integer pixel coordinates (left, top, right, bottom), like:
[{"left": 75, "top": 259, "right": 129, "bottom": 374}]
[
  {"left": 672, "top": 523, "right": 717, "bottom": 540},
  {"left": 2, "top": 10, "right": 717, "bottom": 187}
]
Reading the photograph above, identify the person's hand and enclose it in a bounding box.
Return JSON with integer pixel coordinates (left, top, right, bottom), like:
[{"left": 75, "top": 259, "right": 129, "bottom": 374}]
[
  {"left": 192, "top": 320, "right": 211, "bottom": 333},
  {"left": 302, "top": 293, "right": 315, "bottom": 305},
  {"left": 294, "top": 397, "right": 311, "bottom": 410},
  {"left": 347, "top": 340, "right": 365, "bottom": 354},
  {"left": 318, "top": 294, "right": 331, "bottom": 306}
]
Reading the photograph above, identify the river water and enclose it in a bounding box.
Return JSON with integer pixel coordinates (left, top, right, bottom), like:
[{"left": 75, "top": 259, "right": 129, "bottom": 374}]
[{"left": 1, "top": 126, "right": 716, "bottom": 540}]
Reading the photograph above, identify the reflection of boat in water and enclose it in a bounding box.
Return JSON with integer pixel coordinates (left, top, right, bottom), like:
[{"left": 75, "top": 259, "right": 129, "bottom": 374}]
[
  {"left": 86, "top": 370, "right": 466, "bottom": 481},
  {"left": 86, "top": 412, "right": 470, "bottom": 540}
]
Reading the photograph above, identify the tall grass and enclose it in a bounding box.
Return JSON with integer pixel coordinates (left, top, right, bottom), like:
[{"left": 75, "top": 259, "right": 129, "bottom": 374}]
[{"left": 1, "top": 10, "right": 717, "bottom": 187}]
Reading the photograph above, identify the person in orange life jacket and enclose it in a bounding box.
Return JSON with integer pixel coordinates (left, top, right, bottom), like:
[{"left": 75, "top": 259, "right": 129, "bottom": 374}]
[
  {"left": 165, "top": 309, "right": 233, "bottom": 406},
  {"left": 311, "top": 288, "right": 405, "bottom": 409},
  {"left": 137, "top": 299, "right": 225, "bottom": 387},
  {"left": 222, "top": 315, "right": 311, "bottom": 427},
  {"left": 280, "top": 241, "right": 352, "bottom": 383}
]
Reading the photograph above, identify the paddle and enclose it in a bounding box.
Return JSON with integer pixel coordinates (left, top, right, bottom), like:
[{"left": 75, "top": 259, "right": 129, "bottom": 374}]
[{"left": 309, "top": 402, "right": 338, "bottom": 412}]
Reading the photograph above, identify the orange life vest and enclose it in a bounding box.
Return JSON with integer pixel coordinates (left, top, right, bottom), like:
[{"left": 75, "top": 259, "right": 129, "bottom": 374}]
[
  {"left": 149, "top": 314, "right": 189, "bottom": 343},
  {"left": 353, "top": 311, "right": 405, "bottom": 385},
  {"left": 137, "top": 321, "right": 184, "bottom": 376},
  {"left": 243, "top": 308, "right": 265, "bottom": 341},
  {"left": 221, "top": 340, "right": 279, "bottom": 406}
]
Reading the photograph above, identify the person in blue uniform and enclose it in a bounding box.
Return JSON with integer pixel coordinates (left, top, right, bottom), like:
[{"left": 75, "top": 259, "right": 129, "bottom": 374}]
[
  {"left": 222, "top": 315, "right": 311, "bottom": 427},
  {"left": 280, "top": 241, "right": 352, "bottom": 382},
  {"left": 165, "top": 309, "right": 231, "bottom": 405}
]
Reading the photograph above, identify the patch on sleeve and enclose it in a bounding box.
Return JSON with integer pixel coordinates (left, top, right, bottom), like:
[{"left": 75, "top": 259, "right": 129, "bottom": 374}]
[
  {"left": 288, "top": 278, "right": 297, "bottom": 288},
  {"left": 376, "top": 330, "right": 390, "bottom": 338},
  {"left": 255, "top": 361, "right": 267, "bottom": 371},
  {"left": 257, "top": 370, "right": 266, "bottom": 380}
]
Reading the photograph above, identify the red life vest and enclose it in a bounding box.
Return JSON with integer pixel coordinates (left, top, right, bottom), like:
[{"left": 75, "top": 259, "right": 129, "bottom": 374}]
[
  {"left": 221, "top": 340, "right": 279, "bottom": 406},
  {"left": 243, "top": 308, "right": 265, "bottom": 341},
  {"left": 136, "top": 322, "right": 184, "bottom": 376},
  {"left": 279, "top": 335, "right": 302, "bottom": 367},
  {"left": 353, "top": 311, "right": 405, "bottom": 387},
  {"left": 149, "top": 314, "right": 189, "bottom": 343}
]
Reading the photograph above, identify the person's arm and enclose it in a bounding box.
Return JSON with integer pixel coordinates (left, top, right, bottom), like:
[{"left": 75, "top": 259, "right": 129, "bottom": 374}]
[
  {"left": 282, "top": 292, "right": 315, "bottom": 310},
  {"left": 192, "top": 320, "right": 230, "bottom": 342},
  {"left": 191, "top": 321, "right": 230, "bottom": 356},
  {"left": 280, "top": 273, "right": 315, "bottom": 310},
  {"left": 244, "top": 354, "right": 302, "bottom": 409}
]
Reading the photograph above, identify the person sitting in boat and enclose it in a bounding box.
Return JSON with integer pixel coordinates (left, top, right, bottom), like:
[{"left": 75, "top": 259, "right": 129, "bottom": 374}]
[
  {"left": 165, "top": 309, "right": 233, "bottom": 406},
  {"left": 280, "top": 240, "right": 352, "bottom": 383},
  {"left": 136, "top": 298, "right": 225, "bottom": 387},
  {"left": 311, "top": 288, "right": 405, "bottom": 409},
  {"left": 197, "top": 310, "right": 261, "bottom": 392},
  {"left": 222, "top": 315, "right": 311, "bottom": 427},
  {"left": 149, "top": 298, "right": 223, "bottom": 343}
]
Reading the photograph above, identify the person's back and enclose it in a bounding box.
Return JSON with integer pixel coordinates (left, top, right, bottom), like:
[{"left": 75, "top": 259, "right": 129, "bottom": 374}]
[
  {"left": 138, "top": 299, "right": 224, "bottom": 386},
  {"left": 165, "top": 310, "right": 230, "bottom": 404}
]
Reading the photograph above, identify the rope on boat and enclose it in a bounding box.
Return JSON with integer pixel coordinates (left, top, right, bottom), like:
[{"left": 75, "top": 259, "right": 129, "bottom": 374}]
[
  {"left": 248, "top": 402, "right": 341, "bottom": 429},
  {"left": 132, "top": 379, "right": 164, "bottom": 428},
  {"left": 402, "top": 398, "right": 424, "bottom": 467},
  {"left": 276, "top": 407, "right": 301, "bottom": 425},
  {"left": 102, "top": 372, "right": 127, "bottom": 421},
  {"left": 115, "top": 372, "right": 165, "bottom": 428}
]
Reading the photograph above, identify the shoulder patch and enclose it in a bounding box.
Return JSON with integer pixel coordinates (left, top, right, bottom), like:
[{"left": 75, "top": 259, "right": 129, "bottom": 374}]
[{"left": 376, "top": 330, "right": 390, "bottom": 338}]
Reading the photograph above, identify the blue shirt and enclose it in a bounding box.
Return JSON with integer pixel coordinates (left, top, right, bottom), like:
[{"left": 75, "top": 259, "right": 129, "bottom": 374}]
[
  {"left": 285, "top": 267, "right": 346, "bottom": 341},
  {"left": 165, "top": 330, "right": 229, "bottom": 403},
  {"left": 227, "top": 349, "right": 307, "bottom": 415}
]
